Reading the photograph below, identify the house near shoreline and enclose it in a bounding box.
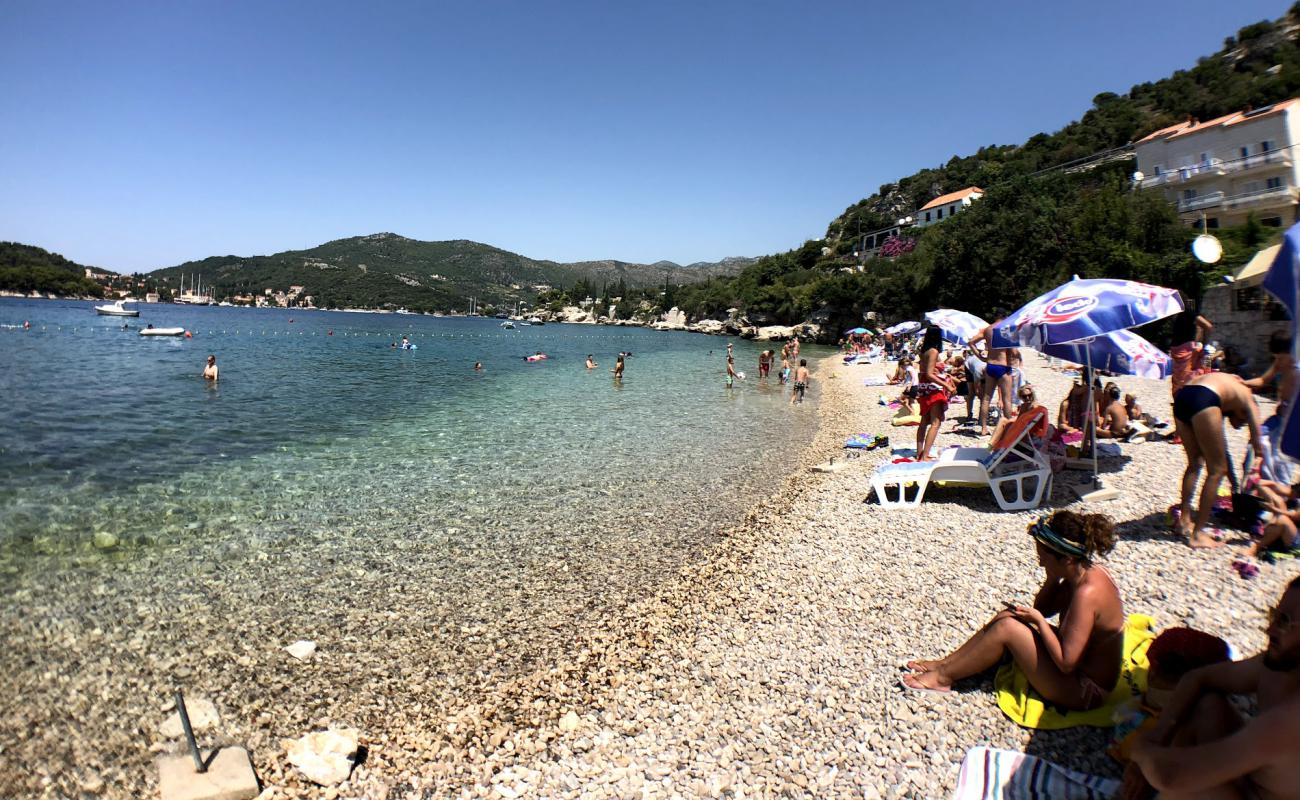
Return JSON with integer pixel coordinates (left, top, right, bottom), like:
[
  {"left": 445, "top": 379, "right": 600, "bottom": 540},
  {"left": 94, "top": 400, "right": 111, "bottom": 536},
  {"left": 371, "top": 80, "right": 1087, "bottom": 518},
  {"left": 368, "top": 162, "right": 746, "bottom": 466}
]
[{"left": 1134, "top": 98, "right": 1300, "bottom": 230}]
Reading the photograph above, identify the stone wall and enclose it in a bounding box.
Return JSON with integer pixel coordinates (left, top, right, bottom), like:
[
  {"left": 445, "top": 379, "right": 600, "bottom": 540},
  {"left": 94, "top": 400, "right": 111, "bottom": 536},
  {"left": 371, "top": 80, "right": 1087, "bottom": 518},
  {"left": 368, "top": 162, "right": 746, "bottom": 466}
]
[{"left": 1201, "top": 283, "right": 1291, "bottom": 372}]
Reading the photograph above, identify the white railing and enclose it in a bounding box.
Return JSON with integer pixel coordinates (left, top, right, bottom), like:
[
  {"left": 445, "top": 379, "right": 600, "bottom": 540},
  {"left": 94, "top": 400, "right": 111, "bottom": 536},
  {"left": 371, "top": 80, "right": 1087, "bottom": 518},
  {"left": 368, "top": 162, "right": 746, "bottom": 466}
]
[
  {"left": 1177, "top": 191, "right": 1225, "bottom": 212},
  {"left": 1222, "top": 185, "right": 1298, "bottom": 209},
  {"left": 1222, "top": 149, "right": 1292, "bottom": 174}
]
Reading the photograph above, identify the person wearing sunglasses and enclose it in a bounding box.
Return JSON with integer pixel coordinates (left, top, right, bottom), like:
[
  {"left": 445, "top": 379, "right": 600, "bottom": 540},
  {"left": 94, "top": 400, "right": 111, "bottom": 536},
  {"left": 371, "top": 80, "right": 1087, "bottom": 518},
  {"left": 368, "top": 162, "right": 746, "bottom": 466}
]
[{"left": 1129, "top": 576, "right": 1300, "bottom": 799}]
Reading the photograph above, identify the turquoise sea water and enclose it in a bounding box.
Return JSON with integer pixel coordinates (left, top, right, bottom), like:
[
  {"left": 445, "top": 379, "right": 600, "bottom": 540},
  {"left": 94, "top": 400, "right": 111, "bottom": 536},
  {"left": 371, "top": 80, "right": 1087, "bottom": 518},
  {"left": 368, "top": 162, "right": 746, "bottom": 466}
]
[{"left": 0, "top": 298, "right": 819, "bottom": 564}]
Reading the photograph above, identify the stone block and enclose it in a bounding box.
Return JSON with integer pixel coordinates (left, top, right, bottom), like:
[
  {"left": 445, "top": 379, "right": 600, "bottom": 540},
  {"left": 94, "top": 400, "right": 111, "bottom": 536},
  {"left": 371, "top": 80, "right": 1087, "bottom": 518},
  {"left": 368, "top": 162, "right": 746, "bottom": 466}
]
[{"left": 158, "top": 747, "right": 259, "bottom": 800}]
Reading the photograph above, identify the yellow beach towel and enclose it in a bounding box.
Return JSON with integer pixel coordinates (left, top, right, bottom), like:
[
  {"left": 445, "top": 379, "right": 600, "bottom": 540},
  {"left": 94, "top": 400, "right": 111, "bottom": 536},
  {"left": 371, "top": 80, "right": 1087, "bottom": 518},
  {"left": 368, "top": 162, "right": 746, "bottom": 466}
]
[{"left": 995, "top": 613, "right": 1155, "bottom": 730}]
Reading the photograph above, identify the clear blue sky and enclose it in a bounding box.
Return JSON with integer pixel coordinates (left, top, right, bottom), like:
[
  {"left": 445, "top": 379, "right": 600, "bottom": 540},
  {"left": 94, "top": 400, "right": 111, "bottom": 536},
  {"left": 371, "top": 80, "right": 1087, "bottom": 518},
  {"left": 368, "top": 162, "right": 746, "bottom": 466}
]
[{"left": 0, "top": 0, "right": 1288, "bottom": 272}]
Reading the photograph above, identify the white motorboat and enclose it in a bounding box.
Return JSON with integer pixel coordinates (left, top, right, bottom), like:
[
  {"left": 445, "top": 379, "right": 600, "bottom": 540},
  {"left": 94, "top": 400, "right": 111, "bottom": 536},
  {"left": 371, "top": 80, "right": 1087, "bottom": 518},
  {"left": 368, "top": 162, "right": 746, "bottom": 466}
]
[
  {"left": 139, "top": 326, "right": 186, "bottom": 337},
  {"left": 95, "top": 300, "right": 140, "bottom": 317},
  {"left": 500, "top": 320, "right": 515, "bottom": 329}
]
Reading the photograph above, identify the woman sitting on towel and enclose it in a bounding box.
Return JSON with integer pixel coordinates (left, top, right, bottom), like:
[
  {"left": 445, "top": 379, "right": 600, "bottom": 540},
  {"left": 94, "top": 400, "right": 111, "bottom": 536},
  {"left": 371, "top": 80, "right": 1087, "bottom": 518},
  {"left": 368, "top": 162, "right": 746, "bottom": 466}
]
[{"left": 903, "top": 511, "right": 1124, "bottom": 709}]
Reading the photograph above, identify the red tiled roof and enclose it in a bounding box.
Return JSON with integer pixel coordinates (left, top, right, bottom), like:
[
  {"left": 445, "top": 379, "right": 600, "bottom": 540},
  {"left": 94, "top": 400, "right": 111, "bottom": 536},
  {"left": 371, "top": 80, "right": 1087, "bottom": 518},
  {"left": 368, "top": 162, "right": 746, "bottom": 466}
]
[
  {"left": 918, "top": 187, "right": 983, "bottom": 212},
  {"left": 1137, "top": 98, "right": 1300, "bottom": 144}
]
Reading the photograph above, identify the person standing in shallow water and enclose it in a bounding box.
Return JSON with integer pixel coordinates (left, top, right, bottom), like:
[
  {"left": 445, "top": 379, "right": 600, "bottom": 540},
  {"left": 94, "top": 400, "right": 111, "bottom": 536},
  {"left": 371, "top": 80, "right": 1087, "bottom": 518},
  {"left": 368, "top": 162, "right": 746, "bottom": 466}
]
[
  {"left": 790, "top": 359, "right": 809, "bottom": 404},
  {"left": 613, "top": 352, "right": 625, "bottom": 381},
  {"left": 202, "top": 354, "right": 219, "bottom": 382},
  {"left": 726, "top": 355, "right": 737, "bottom": 389}
]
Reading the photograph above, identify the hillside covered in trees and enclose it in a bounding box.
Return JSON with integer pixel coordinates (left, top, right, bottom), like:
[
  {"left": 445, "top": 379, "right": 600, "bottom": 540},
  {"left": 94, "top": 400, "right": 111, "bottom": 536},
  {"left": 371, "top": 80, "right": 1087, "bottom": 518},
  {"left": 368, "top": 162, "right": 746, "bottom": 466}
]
[
  {"left": 148, "top": 234, "right": 751, "bottom": 313},
  {"left": 672, "top": 6, "right": 1300, "bottom": 342},
  {"left": 0, "top": 242, "right": 105, "bottom": 297}
]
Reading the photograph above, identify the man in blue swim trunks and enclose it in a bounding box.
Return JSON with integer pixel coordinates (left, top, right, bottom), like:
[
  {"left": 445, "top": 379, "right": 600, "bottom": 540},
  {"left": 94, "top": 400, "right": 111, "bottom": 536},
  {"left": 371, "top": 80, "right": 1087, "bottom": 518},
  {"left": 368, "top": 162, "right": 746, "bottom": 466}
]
[{"left": 1172, "top": 372, "right": 1263, "bottom": 549}]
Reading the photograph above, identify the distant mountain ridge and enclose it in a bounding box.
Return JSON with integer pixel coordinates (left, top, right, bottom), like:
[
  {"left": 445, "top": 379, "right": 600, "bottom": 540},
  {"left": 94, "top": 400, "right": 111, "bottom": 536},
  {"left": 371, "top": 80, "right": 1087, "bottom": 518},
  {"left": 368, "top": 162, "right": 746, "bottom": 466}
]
[{"left": 147, "top": 233, "right": 751, "bottom": 311}]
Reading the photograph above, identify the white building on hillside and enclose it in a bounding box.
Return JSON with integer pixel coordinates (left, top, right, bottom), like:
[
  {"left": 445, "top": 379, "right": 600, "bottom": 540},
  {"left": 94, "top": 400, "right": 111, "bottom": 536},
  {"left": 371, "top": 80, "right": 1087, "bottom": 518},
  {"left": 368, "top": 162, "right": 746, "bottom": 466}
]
[
  {"left": 1134, "top": 98, "right": 1300, "bottom": 229},
  {"left": 912, "top": 187, "right": 984, "bottom": 228}
]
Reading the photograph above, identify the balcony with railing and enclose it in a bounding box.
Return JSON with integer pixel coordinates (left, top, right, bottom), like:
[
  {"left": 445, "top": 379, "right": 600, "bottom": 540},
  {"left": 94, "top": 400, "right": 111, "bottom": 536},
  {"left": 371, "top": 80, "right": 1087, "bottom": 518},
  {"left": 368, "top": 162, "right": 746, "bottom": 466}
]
[
  {"left": 1222, "top": 149, "right": 1292, "bottom": 174},
  {"left": 1176, "top": 191, "right": 1225, "bottom": 212},
  {"left": 1222, "top": 185, "right": 1299, "bottom": 209}
]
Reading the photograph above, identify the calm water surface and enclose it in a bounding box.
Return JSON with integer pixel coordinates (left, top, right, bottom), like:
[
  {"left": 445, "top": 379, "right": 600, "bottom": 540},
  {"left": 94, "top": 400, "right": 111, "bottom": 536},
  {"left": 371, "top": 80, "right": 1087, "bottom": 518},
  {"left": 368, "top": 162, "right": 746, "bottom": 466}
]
[{"left": 0, "top": 299, "right": 820, "bottom": 567}]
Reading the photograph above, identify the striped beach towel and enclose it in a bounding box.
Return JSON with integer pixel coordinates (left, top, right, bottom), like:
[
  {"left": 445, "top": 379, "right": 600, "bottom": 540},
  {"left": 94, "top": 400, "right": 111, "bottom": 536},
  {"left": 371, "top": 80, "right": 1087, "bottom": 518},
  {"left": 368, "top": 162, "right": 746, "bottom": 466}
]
[{"left": 951, "top": 747, "right": 1119, "bottom": 800}]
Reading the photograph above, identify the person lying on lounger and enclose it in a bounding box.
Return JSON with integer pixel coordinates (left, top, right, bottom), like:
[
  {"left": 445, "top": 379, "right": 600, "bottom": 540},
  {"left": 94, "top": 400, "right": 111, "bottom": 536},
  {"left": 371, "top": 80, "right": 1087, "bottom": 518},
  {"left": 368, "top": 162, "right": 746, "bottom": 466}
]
[
  {"left": 902, "top": 511, "right": 1124, "bottom": 710},
  {"left": 1128, "top": 577, "right": 1300, "bottom": 800}
]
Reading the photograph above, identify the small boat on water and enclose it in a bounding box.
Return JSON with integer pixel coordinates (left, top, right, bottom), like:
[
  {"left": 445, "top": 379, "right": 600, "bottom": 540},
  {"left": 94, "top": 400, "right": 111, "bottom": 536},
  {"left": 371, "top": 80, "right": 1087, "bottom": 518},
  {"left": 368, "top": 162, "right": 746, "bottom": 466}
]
[
  {"left": 527, "top": 317, "right": 545, "bottom": 326},
  {"left": 95, "top": 300, "right": 140, "bottom": 317},
  {"left": 139, "top": 326, "right": 187, "bottom": 337},
  {"left": 500, "top": 320, "right": 515, "bottom": 329}
]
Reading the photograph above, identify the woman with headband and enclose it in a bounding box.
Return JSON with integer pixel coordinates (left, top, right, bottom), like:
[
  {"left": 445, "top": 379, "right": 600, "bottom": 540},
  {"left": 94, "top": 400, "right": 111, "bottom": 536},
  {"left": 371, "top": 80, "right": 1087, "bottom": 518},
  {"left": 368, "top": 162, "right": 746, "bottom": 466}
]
[{"left": 902, "top": 511, "right": 1124, "bottom": 709}]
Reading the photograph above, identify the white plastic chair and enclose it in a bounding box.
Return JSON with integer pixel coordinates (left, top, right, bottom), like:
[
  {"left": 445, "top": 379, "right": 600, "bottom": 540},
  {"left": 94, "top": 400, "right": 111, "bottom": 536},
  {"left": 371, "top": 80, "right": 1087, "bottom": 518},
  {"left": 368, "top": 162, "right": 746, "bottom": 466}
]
[{"left": 870, "top": 407, "right": 1052, "bottom": 511}]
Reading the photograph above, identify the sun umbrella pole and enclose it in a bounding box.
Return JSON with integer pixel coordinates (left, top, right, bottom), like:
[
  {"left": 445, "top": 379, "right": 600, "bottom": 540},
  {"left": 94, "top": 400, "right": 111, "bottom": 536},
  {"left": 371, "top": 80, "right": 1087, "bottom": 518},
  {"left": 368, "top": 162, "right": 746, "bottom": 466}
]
[{"left": 1079, "top": 341, "right": 1119, "bottom": 503}]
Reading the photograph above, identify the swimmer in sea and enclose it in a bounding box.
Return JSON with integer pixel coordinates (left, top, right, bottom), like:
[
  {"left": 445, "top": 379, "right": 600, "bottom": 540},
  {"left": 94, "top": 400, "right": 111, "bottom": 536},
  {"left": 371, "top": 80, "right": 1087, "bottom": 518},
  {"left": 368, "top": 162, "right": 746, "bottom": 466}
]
[
  {"left": 474, "top": 361, "right": 483, "bottom": 371},
  {"left": 23, "top": 320, "right": 31, "bottom": 330},
  {"left": 614, "top": 352, "right": 625, "bottom": 381},
  {"left": 202, "top": 354, "right": 219, "bottom": 382},
  {"left": 586, "top": 354, "right": 597, "bottom": 369},
  {"left": 401, "top": 336, "right": 411, "bottom": 349}
]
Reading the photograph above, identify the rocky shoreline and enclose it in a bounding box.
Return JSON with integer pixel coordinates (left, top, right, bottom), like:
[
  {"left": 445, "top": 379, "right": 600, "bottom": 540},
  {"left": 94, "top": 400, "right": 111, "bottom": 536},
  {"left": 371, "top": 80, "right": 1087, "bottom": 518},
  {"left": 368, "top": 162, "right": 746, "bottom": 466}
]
[
  {"left": 6, "top": 352, "right": 1297, "bottom": 799},
  {"left": 354, "top": 352, "right": 1297, "bottom": 798}
]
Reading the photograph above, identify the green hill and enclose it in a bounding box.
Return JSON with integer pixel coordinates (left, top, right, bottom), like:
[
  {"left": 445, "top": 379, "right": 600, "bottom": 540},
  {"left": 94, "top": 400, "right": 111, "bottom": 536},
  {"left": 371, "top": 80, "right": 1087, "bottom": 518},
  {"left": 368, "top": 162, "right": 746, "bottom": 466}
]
[
  {"left": 0, "top": 242, "right": 106, "bottom": 297},
  {"left": 673, "top": 5, "right": 1300, "bottom": 339},
  {"left": 148, "top": 233, "right": 750, "bottom": 312}
]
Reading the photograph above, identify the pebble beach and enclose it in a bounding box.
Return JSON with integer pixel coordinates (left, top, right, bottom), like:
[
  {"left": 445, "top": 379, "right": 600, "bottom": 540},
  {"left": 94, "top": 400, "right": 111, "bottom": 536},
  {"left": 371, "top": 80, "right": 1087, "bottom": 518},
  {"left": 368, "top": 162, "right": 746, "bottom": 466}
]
[{"left": 5, "top": 349, "right": 1299, "bottom": 799}]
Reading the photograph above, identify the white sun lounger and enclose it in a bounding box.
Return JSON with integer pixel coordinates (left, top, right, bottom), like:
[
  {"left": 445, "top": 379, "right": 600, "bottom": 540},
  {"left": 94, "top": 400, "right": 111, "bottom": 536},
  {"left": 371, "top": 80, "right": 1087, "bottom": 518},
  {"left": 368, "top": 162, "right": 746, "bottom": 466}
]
[{"left": 870, "top": 407, "right": 1052, "bottom": 511}]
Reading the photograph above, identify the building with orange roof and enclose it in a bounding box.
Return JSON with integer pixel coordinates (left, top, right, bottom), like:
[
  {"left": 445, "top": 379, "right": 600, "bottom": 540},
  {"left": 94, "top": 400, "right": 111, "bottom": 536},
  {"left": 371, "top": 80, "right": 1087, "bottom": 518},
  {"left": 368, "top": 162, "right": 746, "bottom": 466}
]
[
  {"left": 1134, "top": 98, "right": 1300, "bottom": 229},
  {"left": 912, "top": 187, "right": 983, "bottom": 228}
]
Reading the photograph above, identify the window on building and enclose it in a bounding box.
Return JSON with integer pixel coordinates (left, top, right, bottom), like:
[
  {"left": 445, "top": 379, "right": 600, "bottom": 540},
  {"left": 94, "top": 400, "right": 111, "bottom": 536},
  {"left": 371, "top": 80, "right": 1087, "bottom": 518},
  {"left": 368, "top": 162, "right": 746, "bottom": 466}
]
[
  {"left": 1153, "top": 165, "right": 1163, "bottom": 175},
  {"left": 1262, "top": 140, "right": 1275, "bottom": 153},
  {"left": 1267, "top": 176, "right": 1283, "bottom": 190},
  {"left": 1182, "top": 188, "right": 1198, "bottom": 200},
  {"left": 1207, "top": 217, "right": 1219, "bottom": 229},
  {"left": 951, "top": 204, "right": 958, "bottom": 215},
  {"left": 937, "top": 208, "right": 943, "bottom": 219},
  {"left": 1263, "top": 216, "right": 1284, "bottom": 227},
  {"left": 1241, "top": 146, "right": 1250, "bottom": 159},
  {"left": 925, "top": 211, "right": 931, "bottom": 222},
  {"left": 1199, "top": 152, "right": 1210, "bottom": 164}
]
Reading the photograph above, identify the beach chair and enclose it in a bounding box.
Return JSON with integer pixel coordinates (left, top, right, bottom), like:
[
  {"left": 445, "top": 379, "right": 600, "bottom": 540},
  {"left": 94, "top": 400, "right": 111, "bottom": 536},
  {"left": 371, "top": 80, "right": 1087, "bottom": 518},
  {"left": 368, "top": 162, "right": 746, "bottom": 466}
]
[{"left": 870, "top": 407, "right": 1052, "bottom": 511}]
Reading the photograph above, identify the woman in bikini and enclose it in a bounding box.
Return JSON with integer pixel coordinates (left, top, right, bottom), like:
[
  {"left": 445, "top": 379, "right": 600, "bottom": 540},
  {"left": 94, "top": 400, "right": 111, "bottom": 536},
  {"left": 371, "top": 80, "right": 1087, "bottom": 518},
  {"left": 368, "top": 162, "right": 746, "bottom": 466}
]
[
  {"left": 915, "top": 326, "right": 956, "bottom": 462},
  {"left": 969, "top": 320, "right": 1014, "bottom": 437},
  {"left": 1172, "top": 371, "right": 1263, "bottom": 548},
  {"left": 903, "top": 511, "right": 1125, "bottom": 710}
]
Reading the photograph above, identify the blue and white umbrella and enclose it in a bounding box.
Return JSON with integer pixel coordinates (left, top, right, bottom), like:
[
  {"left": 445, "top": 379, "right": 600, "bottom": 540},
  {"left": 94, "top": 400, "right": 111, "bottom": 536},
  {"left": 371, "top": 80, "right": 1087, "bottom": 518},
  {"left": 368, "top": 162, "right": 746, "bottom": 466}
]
[
  {"left": 1263, "top": 223, "right": 1300, "bottom": 459},
  {"left": 884, "top": 320, "right": 922, "bottom": 337},
  {"left": 924, "top": 309, "right": 988, "bottom": 346},
  {"left": 1040, "top": 329, "right": 1172, "bottom": 380},
  {"left": 993, "top": 276, "right": 1184, "bottom": 349},
  {"left": 844, "top": 326, "right": 870, "bottom": 335},
  {"left": 994, "top": 275, "right": 1183, "bottom": 500}
]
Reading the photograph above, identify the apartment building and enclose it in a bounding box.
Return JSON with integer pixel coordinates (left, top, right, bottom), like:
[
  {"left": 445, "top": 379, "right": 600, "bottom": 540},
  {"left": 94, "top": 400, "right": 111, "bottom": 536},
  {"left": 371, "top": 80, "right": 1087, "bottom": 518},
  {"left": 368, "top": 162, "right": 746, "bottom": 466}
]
[{"left": 1134, "top": 98, "right": 1300, "bottom": 229}]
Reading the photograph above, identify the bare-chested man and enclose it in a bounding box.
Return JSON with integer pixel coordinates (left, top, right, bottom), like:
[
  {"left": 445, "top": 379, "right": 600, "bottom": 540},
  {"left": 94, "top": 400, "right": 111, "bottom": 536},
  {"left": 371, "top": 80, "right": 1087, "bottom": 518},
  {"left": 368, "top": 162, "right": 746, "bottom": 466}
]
[
  {"left": 1172, "top": 371, "right": 1263, "bottom": 548},
  {"left": 1129, "top": 577, "right": 1300, "bottom": 799},
  {"left": 969, "top": 321, "right": 1015, "bottom": 437},
  {"left": 202, "top": 354, "right": 219, "bottom": 382}
]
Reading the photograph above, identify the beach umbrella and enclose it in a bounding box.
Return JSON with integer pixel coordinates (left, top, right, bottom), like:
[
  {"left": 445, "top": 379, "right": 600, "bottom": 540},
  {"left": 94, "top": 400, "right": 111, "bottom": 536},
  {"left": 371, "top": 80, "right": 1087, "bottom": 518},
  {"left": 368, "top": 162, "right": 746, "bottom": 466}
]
[
  {"left": 1264, "top": 222, "right": 1300, "bottom": 459},
  {"left": 995, "top": 276, "right": 1183, "bottom": 503},
  {"left": 1040, "top": 329, "right": 1172, "bottom": 380},
  {"left": 993, "top": 276, "right": 1183, "bottom": 349},
  {"left": 924, "top": 309, "right": 988, "bottom": 345},
  {"left": 844, "top": 326, "right": 870, "bottom": 335},
  {"left": 884, "top": 320, "right": 921, "bottom": 336}
]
